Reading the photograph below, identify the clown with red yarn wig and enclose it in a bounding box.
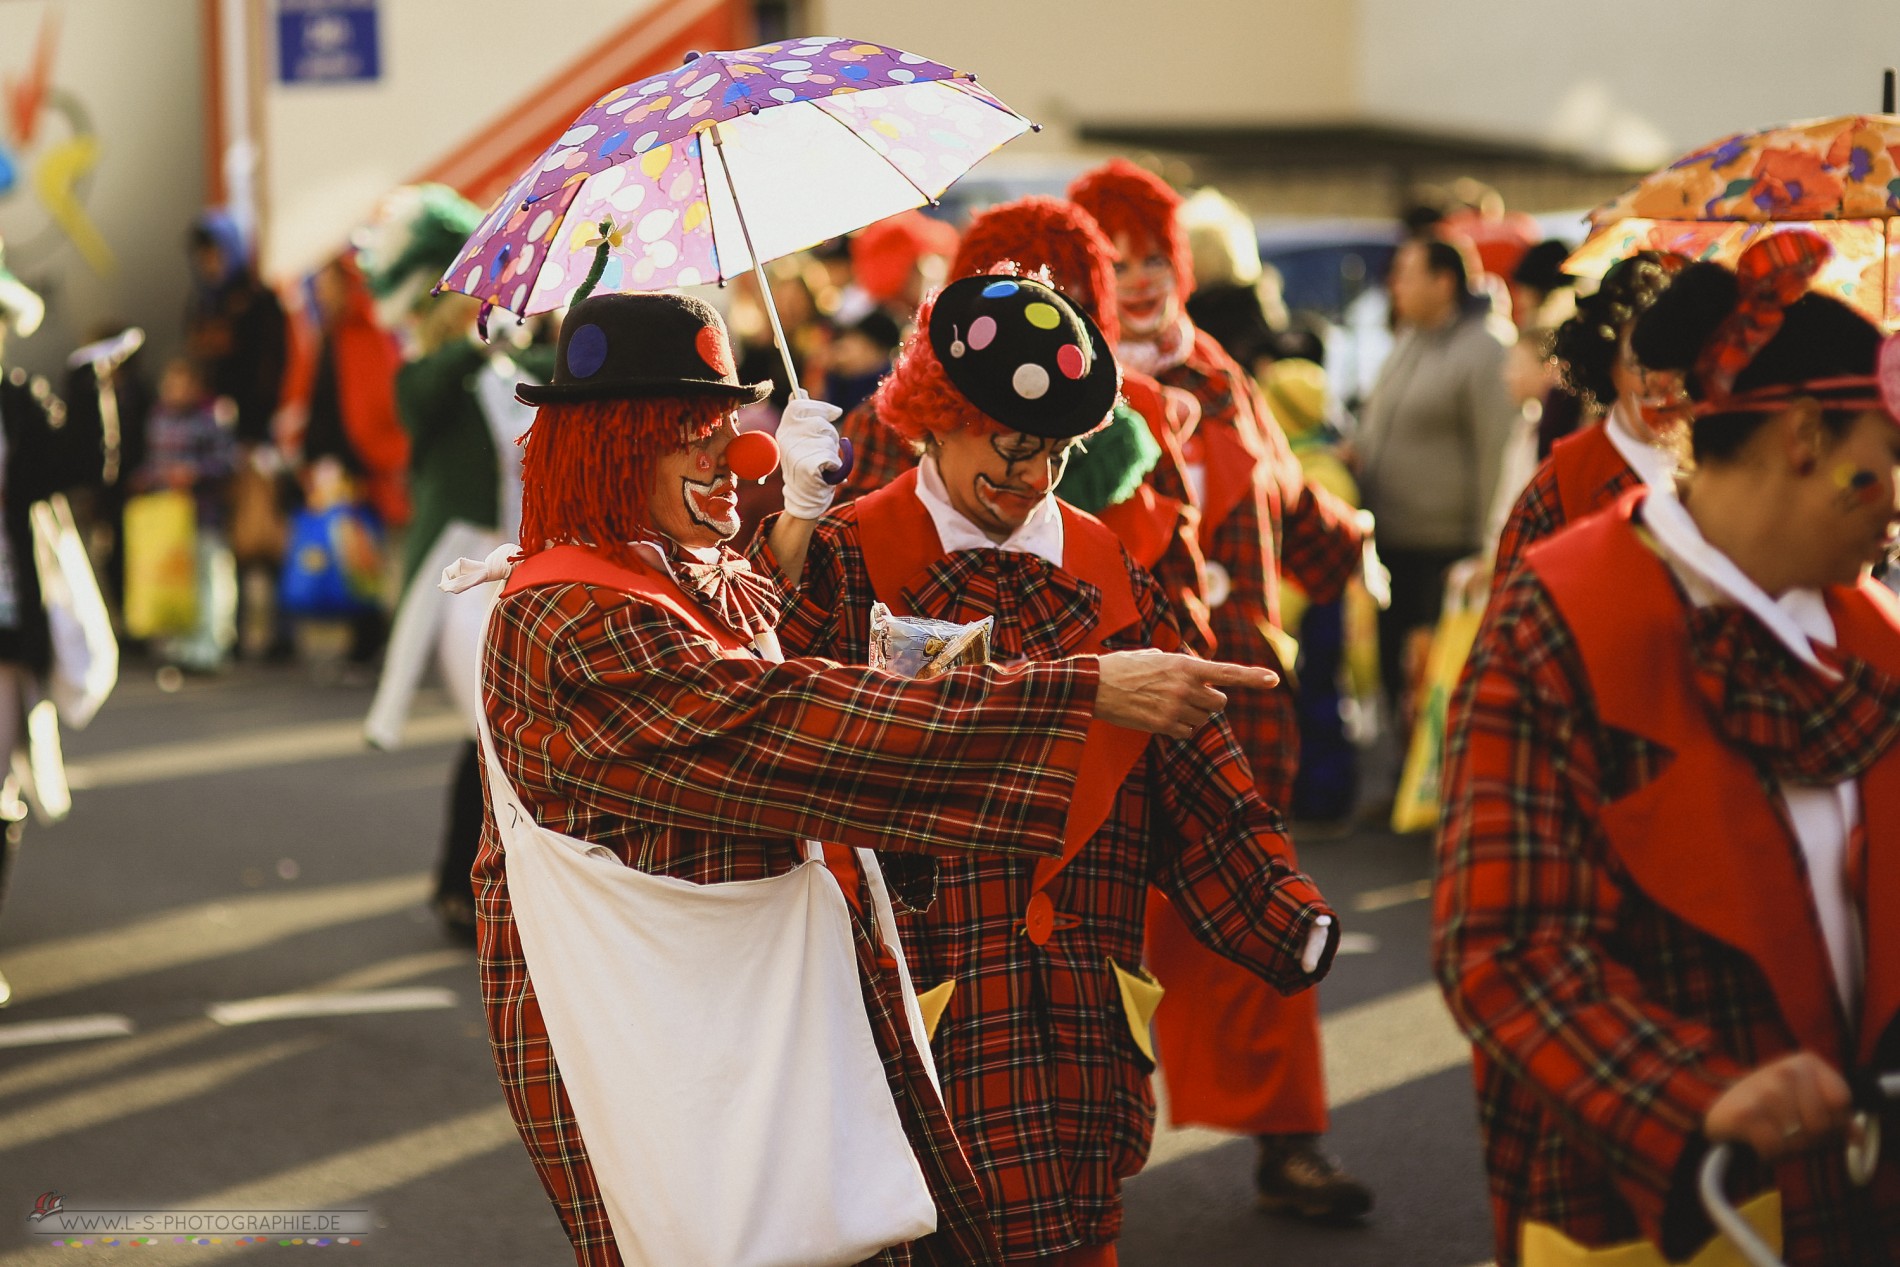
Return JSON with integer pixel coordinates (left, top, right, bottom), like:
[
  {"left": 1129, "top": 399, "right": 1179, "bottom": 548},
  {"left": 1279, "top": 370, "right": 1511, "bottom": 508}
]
[
  {"left": 836, "top": 195, "right": 1216, "bottom": 650},
  {"left": 469, "top": 289, "right": 1265, "bottom": 1267},
  {"left": 757, "top": 273, "right": 1342, "bottom": 1263},
  {"left": 1070, "top": 158, "right": 1377, "bottom": 1223}
]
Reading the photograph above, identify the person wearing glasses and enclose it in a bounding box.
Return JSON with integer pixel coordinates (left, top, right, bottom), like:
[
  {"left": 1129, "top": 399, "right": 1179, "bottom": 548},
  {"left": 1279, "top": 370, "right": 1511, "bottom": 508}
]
[{"left": 760, "top": 273, "right": 1341, "bottom": 1266}]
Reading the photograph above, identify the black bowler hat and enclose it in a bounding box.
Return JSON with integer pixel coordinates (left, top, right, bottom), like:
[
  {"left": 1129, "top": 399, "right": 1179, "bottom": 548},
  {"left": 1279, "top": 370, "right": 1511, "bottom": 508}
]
[
  {"left": 927, "top": 274, "right": 1119, "bottom": 439},
  {"left": 516, "top": 292, "right": 772, "bottom": 405}
]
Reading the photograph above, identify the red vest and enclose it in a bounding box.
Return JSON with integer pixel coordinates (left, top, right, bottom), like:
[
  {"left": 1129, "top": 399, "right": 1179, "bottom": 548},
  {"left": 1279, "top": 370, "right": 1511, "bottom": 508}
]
[
  {"left": 854, "top": 468, "right": 1159, "bottom": 944},
  {"left": 1529, "top": 496, "right": 1900, "bottom": 1066},
  {"left": 1550, "top": 422, "right": 1638, "bottom": 526}
]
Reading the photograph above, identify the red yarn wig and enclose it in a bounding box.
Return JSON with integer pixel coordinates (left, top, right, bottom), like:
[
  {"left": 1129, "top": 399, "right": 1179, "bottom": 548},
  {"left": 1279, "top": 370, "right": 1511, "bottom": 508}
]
[
  {"left": 949, "top": 196, "right": 1121, "bottom": 347},
  {"left": 1067, "top": 158, "right": 1195, "bottom": 302},
  {"left": 517, "top": 395, "right": 730, "bottom": 568},
  {"left": 872, "top": 288, "right": 1001, "bottom": 450}
]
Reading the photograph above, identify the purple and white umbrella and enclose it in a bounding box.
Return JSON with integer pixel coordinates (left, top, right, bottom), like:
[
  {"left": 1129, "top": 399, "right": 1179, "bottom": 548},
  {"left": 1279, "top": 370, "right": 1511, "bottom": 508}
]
[{"left": 439, "top": 36, "right": 1032, "bottom": 350}]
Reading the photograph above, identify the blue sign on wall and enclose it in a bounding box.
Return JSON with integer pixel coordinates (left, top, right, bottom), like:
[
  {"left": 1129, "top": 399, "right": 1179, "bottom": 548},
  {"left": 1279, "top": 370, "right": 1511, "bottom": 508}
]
[{"left": 277, "top": 0, "right": 380, "bottom": 85}]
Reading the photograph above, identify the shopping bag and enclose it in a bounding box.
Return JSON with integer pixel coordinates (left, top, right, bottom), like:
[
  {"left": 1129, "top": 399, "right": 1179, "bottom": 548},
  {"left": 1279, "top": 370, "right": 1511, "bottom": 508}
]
[
  {"left": 1391, "top": 562, "right": 1486, "bottom": 834},
  {"left": 474, "top": 587, "right": 937, "bottom": 1267},
  {"left": 227, "top": 458, "right": 287, "bottom": 565},
  {"left": 278, "top": 505, "right": 384, "bottom": 619},
  {"left": 1519, "top": 1193, "right": 1780, "bottom": 1266},
  {"left": 121, "top": 491, "right": 199, "bottom": 639},
  {"left": 30, "top": 495, "right": 118, "bottom": 729}
]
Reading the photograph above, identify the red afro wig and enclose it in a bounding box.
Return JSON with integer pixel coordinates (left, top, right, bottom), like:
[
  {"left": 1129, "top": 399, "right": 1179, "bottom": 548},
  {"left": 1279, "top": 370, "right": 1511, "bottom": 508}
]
[
  {"left": 517, "top": 395, "right": 730, "bottom": 569},
  {"left": 872, "top": 288, "right": 1002, "bottom": 451},
  {"left": 949, "top": 196, "right": 1121, "bottom": 347},
  {"left": 1067, "top": 158, "right": 1195, "bottom": 303}
]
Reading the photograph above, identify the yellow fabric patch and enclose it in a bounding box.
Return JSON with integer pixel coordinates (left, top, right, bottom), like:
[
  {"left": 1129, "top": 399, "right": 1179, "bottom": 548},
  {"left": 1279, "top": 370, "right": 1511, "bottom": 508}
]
[
  {"left": 915, "top": 980, "right": 955, "bottom": 1042},
  {"left": 1519, "top": 1192, "right": 1780, "bottom": 1267},
  {"left": 1108, "top": 958, "right": 1165, "bottom": 1064}
]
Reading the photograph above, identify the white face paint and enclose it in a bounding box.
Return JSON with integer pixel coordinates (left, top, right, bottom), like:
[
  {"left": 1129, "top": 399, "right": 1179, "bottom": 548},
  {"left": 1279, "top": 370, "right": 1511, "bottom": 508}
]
[{"left": 679, "top": 471, "right": 741, "bottom": 541}]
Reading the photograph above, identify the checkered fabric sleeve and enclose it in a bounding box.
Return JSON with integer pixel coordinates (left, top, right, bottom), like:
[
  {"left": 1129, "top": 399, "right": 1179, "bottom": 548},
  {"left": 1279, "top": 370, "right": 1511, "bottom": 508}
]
[
  {"left": 1491, "top": 458, "right": 1566, "bottom": 586},
  {"left": 1149, "top": 693, "right": 1337, "bottom": 992},
  {"left": 1434, "top": 568, "right": 1750, "bottom": 1254},
  {"left": 489, "top": 582, "right": 1094, "bottom": 858},
  {"left": 1278, "top": 475, "right": 1367, "bottom": 607}
]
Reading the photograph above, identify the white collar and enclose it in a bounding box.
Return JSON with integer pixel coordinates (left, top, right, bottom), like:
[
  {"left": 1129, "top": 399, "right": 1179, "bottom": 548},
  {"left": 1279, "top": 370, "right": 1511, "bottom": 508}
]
[
  {"left": 1640, "top": 483, "right": 1836, "bottom": 674},
  {"left": 914, "top": 456, "right": 1065, "bottom": 567},
  {"left": 1605, "top": 399, "right": 1679, "bottom": 490}
]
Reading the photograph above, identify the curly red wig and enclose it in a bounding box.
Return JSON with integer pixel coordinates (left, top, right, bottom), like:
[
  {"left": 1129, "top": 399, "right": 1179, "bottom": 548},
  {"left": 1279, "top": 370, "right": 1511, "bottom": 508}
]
[
  {"left": 949, "top": 196, "right": 1121, "bottom": 347},
  {"left": 1067, "top": 158, "right": 1195, "bottom": 303},
  {"left": 872, "top": 289, "right": 1005, "bottom": 450},
  {"left": 517, "top": 395, "right": 730, "bottom": 568}
]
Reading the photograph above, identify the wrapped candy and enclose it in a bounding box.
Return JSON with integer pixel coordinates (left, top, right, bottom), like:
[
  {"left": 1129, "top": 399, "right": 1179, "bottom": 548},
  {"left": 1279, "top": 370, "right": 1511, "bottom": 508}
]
[{"left": 868, "top": 602, "right": 993, "bottom": 679}]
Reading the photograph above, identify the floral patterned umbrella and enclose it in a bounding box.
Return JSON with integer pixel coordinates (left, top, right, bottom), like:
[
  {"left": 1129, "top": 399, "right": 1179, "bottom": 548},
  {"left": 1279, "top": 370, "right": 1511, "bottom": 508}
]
[
  {"left": 1567, "top": 113, "right": 1900, "bottom": 328},
  {"left": 437, "top": 36, "right": 1031, "bottom": 339}
]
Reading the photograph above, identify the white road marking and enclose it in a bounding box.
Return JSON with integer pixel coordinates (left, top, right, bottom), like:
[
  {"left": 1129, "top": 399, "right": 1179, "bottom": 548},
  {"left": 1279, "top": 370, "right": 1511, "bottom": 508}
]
[
  {"left": 1335, "top": 932, "right": 1381, "bottom": 955},
  {"left": 64, "top": 711, "right": 466, "bottom": 790},
  {"left": 0, "top": 952, "right": 470, "bottom": 1104},
  {"left": 0, "top": 1038, "right": 320, "bottom": 1153},
  {"left": 208, "top": 987, "right": 458, "bottom": 1027},
  {"left": 1352, "top": 877, "right": 1434, "bottom": 912},
  {"left": 1144, "top": 980, "right": 1471, "bottom": 1169},
  {"left": 0, "top": 873, "right": 431, "bottom": 1005},
  {"left": 0, "top": 1013, "right": 135, "bottom": 1049}
]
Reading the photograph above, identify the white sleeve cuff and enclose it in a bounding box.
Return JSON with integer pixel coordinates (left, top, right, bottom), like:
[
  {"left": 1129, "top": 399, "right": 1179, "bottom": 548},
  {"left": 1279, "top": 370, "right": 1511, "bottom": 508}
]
[{"left": 1301, "top": 915, "right": 1334, "bottom": 976}]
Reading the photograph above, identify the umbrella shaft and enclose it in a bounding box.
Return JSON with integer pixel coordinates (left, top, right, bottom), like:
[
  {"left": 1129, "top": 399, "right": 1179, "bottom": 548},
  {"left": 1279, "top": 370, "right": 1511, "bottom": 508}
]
[{"left": 710, "top": 123, "right": 801, "bottom": 394}]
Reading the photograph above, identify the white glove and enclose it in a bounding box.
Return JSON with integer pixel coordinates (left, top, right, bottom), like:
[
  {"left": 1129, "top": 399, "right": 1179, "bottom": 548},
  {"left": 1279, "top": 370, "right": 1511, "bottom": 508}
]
[{"left": 778, "top": 393, "right": 846, "bottom": 521}]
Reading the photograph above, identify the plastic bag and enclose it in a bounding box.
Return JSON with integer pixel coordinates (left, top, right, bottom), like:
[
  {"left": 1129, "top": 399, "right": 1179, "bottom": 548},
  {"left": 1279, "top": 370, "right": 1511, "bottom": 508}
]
[
  {"left": 1391, "top": 562, "right": 1485, "bottom": 835},
  {"left": 279, "top": 504, "right": 385, "bottom": 618},
  {"left": 29, "top": 495, "right": 118, "bottom": 729},
  {"left": 868, "top": 603, "right": 992, "bottom": 679},
  {"left": 122, "top": 490, "right": 199, "bottom": 638}
]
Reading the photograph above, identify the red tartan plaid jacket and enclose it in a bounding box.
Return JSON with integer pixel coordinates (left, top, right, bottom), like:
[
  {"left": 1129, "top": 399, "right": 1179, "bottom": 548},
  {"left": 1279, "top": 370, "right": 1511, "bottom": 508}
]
[
  {"left": 474, "top": 546, "right": 1114, "bottom": 1267},
  {"left": 757, "top": 477, "right": 1337, "bottom": 1259},
  {"left": 1148, "top": 330, "right": 1366, "bottom": 803},
  {"left": 1436, "top": 498, "right": 1900, "bottom": 1266},
  {"left": 1491, "top": 421, "right": 1641, "bottom": 584}
]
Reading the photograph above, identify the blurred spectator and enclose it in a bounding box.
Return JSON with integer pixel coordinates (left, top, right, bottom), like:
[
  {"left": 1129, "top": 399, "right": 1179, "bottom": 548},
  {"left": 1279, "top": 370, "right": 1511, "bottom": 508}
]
[
  {"left": 1509, "top": 239, "right": 1578, "bottom": 332},
  {"left": 0, "top": 244, "right": 64, "bottom": 839},
  {"left": 1438, "top": 179, "right": 1540, "bottom": 284},
  {"left": 184, "top": 210, "right": 287, "bottom": 448},
  {"left": 282, "top": 254, "right": 408, "bottom": 665},
  {"left": 131, "top": 359, "right": 238, "bottom": 671},
  {"left": 1265, "top": 357, "right": 1368, "bottom": 824},
  {"left": 1181, "top": 186, "right": 1287, "bottom": 378},
  {"left": 1485, "top": 325, "right": 1562, "bottom": 556},
  {"left": 821, "top": 309, "right": 899, "bottom": 417},
  {"left": 1355, "top": 234, "right": 1517, "bottom": 728},
  {"left": 60, "top": 323, "right": 151, "bottom": 611},
  {"left": 290, "top": 255, "right": 409, "bottom": 532},
  {"left": 840, "top": 209, "right": 956, "bottom": 329},
  {"left": 185, "top": 209, "right": 291, "bottom": 659}
]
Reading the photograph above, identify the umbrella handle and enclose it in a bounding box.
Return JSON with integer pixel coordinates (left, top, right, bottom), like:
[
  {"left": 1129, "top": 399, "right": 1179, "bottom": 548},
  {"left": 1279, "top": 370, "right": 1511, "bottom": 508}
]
[{"left": 822, "top": 437, "right": 855, "bottom": 486}]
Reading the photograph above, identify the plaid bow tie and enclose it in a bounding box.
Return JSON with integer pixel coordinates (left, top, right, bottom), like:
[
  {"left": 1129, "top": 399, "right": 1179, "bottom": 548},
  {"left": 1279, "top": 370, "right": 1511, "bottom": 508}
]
[
  {"left": 1687, "top": 602, "right": 1900, "bottom": 786},
  {"left": 672, "top": 547, "right": 785, "bottom": 639}
]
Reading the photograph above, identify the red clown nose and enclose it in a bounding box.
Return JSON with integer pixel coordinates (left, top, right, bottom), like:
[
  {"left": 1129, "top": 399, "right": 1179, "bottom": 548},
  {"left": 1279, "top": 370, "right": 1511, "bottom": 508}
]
[{"left": 725, "top": 429, "right": 781, "bottom": 482}]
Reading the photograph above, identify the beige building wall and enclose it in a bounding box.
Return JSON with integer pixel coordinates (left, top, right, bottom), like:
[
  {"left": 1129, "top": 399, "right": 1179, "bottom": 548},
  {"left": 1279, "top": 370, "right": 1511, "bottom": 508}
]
[
  {"left": 1358, "top": 0, "right": 1900, "bottom": 169},
  {"left": 809, "top": 0, "right": 1361, "bottom": 135},
  {"left": 0, "top": 0, "right": 204, "bottom": 381},
  {"left": 258, "top": 0, "right": 679, "bottom": 279}
]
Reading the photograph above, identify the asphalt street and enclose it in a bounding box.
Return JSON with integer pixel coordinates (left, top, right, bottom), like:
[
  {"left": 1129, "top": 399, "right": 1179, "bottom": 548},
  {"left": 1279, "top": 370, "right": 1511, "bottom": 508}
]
[{"left": 0, "top": 661, "right": 1495, "bottom": 1266}]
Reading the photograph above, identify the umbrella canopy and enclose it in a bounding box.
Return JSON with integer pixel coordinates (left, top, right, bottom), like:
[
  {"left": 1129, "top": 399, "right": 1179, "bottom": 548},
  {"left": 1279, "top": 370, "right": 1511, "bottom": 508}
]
[
  {"left": 439, "top": 37, "right": 1031, "bottom": 318},
  {"left": 1568, "top": 113, "right": 1900, "bottom": 327}
]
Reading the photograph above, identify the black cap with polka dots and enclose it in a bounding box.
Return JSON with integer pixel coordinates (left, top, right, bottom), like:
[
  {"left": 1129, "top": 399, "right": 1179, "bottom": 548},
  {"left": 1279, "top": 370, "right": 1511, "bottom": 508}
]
[{"left": 927, "top": 274, "right": 1119, "bottom": 439}]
